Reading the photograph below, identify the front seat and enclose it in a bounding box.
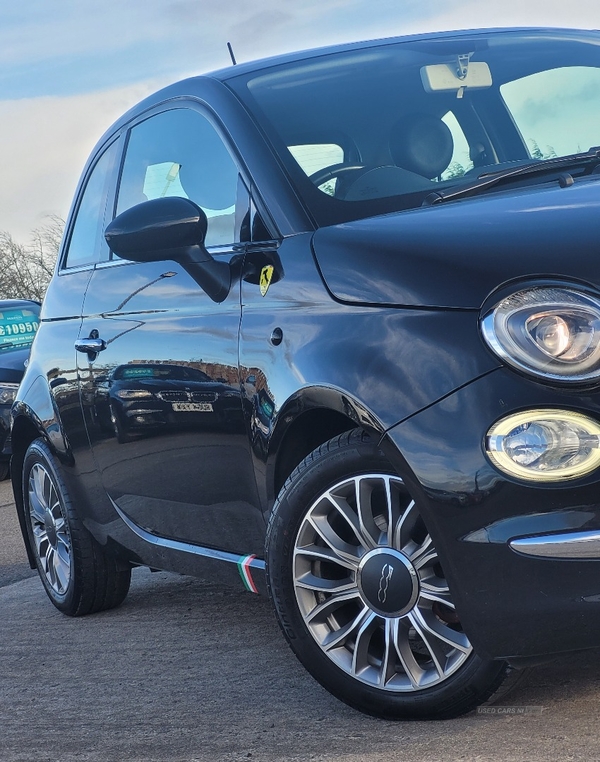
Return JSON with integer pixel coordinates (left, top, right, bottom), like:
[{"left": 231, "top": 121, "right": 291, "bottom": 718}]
[{"left": 343, "top": 114, "right": 453, "bottom": 201}]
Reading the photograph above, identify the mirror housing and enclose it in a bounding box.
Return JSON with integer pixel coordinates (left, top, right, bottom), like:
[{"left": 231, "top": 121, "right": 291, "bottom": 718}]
[{"left": 104, "top": 197, "right": 231, "bottom": 303}]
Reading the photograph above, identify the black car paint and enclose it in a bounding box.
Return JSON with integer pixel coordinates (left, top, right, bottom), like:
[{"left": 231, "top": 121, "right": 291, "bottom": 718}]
[
  {"left": 384, "top": 366, "right": 600, "bottom": 659},
  {"left": 312, "top": 179, "right": 600, "bottom": 309},
  {"left": 11, "top": 28, "right": 600, "bottom": 665}
]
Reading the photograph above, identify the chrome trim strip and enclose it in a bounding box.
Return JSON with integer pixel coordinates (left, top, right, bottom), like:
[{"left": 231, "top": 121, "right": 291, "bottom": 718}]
[
  {"left": 510, "top": 530, "right": 600, "bottom": 559},
  {"left": 109, "top": 496, "right": 266, "bottom": 569}
]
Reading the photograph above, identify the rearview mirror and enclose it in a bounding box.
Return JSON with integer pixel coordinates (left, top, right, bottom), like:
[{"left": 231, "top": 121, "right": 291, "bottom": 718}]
[{"left": 421, "top": 60, "right": 492, "bottom": 94}]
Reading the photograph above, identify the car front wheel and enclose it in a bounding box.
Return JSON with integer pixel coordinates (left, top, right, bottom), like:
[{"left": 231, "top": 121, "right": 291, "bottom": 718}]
[
  {"left": 22, "top": 438, "right": 131, "bottom": 616},
  {"left": 266, "top": 429, "right": 510, "bottom": 719}
]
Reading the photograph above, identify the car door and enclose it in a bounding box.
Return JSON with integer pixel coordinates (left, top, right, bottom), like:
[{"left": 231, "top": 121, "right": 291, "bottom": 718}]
[
  {"left": 78, "top": 105, "right": 265, "bottom": 555},
  {"left": 32, "top": 138, "right": 121, "bottom": 481}
]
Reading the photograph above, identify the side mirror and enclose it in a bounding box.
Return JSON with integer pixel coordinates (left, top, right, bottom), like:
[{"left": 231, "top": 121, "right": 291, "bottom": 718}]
[{"left": 104, "top": 197, "right": 231, "bottom": 303}]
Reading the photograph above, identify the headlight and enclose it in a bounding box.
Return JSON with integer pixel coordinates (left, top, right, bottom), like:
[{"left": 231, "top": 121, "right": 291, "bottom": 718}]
[
  {"left": 481, "top": 287, "right": 600, "bottom": 381},
  {"left": 116, "top": 389, "right": 153, "bottom": 399},
  {"left": 486, "top": 409, "right": 600, "bottom": 482},
  {"left": 0, "top": 383, "right": 19, "bottom": 406}
]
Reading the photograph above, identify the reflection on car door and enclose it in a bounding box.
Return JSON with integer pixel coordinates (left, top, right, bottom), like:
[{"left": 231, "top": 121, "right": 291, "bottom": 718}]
[{"left": 77, "top": 106, "right": 264, "bottom": 555}]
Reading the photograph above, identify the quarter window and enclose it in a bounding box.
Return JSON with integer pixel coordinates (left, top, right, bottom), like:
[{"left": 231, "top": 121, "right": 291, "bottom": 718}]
[{"left": 64, "top": 141, "right": 118, "bottom": 269}]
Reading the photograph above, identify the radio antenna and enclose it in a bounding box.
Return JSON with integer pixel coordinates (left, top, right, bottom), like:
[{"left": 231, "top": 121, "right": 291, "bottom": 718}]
[{"left": 227, "top": 42, "right": 237, "bottom": 66}]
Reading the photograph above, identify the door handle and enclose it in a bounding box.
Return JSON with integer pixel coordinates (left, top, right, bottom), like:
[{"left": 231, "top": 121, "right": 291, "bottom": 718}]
[
  {"left": 75, "top": 331, "right": 106, "bottom": 357},
  {"left": 75, "top": 338, "right": 106, "bottom": 354}
]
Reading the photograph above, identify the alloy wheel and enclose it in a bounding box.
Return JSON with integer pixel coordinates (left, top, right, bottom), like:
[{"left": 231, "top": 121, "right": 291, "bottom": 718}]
[
  {"left": 293, "top": 474, "right": 472, "bottom": 691},
  {"left": 27, "top": 462, "right": 72, "bottom": 596}
]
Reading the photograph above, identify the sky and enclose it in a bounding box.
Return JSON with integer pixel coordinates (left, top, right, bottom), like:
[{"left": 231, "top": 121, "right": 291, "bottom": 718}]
[{"left": 2, "top": 0, "right": 600, "bottom": 244}]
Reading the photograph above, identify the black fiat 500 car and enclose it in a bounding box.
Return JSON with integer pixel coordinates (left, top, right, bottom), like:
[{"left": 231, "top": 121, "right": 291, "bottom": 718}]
[
  {"left": 12, "top": 27, "right": 600, "bottom": 719},
  {"left": 0, "top": 299, "right": 40, "bottom": 479}
]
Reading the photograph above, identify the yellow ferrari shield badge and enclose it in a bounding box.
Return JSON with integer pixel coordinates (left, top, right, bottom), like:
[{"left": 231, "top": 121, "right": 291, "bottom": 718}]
[{"left": 259, "top": 265, "right": 274, "bottom": 297}]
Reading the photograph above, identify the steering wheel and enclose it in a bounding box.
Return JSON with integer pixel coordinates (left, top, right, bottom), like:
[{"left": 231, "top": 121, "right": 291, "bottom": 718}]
[{"left": 309, "top": 163, "right": 367, "bottom": 186}]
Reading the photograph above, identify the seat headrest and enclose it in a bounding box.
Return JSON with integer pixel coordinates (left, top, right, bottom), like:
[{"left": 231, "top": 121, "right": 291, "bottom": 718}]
[{"left": 389, "top": 115, "right": 454, "bottom": 179}]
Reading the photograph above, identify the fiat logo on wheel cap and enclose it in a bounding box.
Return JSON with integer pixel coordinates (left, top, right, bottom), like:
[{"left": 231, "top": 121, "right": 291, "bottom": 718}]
[
  {"left": 358, "top": 549, "right": 419, "bottom": 617},
  {"left": 377, "top": 563, "right": 394, "bottom": 604}
]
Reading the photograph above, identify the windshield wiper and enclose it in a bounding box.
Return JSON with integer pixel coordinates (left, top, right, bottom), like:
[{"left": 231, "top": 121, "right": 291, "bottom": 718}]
[
  {"left": 423, "top": 147, "right": 600, "bottom": 206},
  {"left": 0, "top": 342, "right": 16, "bottom": 351}
]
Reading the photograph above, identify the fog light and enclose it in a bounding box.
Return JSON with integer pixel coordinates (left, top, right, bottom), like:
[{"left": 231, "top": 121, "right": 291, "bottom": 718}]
[{"left": 486, "top": 410, "right": 600, "bottom": 482}]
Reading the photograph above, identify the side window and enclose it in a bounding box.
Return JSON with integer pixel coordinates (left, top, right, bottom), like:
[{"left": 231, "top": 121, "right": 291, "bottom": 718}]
[
  {"left": 439, "top": 112, "right": 473, "bottom": 180},
  {"left": 64, "top": 141, "right": 118, "bottom": 269},
  {"left": 116, "top": 108, "right": 240, "bottom": 248},
  {"left": 0, "top": 305, "right": 40, "bottom": 349},
  {"left": 501, "top": 67, "right": 600, "bottom": 160}
]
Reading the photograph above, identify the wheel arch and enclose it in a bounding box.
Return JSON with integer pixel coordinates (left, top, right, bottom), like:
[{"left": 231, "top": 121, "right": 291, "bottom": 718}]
[{"left": 267, "top": 385, "right": 386, "bottom": 503}]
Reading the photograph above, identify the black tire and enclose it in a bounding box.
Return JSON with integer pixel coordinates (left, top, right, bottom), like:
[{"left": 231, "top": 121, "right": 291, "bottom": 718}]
[
  {"left": 22, "top": 438, "right": 131, "bottom": 616},
  {"left": 266, "top": 429, "right": 509, "bottom": 720},
  {"left": 110, "top": 404, "right": 131, "bottom": 444},
  {"left": 0, "top": 461, "right": 9, "bottom": 481}
]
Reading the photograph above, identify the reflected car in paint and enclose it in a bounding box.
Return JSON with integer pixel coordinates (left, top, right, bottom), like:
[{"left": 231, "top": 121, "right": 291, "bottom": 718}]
[
  {"left": 11, "top": 27, "right": 600, "bottom": 720},
  {"left": 94, "top": 363, "right": 243, "bottom": 442}
]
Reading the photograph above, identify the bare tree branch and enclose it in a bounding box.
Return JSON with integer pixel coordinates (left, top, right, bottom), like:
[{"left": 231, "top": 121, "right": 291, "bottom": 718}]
[{"left": 0, "top": 216, "right": 64, "bottom": 301}]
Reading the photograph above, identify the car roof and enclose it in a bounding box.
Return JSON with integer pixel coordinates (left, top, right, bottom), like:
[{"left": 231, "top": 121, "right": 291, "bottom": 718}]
[
  {"left": 206, "top": 26, "right": 591, "bottom": 80},
  {"left": 0, "top": 299, "right": 41, "bottom": 310}
]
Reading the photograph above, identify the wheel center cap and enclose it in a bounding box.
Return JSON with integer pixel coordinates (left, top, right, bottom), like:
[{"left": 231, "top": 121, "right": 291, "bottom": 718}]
[{"left": 357, "top": 548, "right": 419, "bottom": 617}]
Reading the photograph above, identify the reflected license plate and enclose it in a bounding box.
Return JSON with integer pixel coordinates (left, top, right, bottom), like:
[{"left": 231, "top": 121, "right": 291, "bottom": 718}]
[{"left": 171, "top": 402, "right": 213, "bottom": 412}]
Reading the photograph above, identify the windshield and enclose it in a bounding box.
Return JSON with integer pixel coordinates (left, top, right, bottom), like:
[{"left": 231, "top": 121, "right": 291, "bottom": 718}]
[
  {"left": 227, "top": 29, "right": 600, "bottom": 226},
  {"left": 0, "top": 305, "right": 40, "bottom": 351},
  {"left": 113, "top": 365, "right": 212, "bottom": 382}
]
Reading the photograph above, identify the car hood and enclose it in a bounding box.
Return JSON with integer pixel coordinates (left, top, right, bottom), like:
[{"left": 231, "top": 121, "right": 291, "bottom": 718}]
[
  {"left": 0, "top": 346, "right": 30, "bottom": 383},
  {"left": 311, "top": 180, "right": 600, "bottom": 309}
]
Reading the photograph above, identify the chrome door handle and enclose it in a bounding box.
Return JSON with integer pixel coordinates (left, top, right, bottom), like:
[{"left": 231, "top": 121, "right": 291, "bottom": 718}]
[
  {"left": 75, "top": 334, "right": 106, "bottom": 356},
  {"left": 75, "top": 338, "right": 106, "bottom": 353}
]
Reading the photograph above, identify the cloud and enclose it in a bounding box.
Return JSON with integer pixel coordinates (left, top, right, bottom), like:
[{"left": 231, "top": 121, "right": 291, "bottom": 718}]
[
  {"left": 5, "top": 1, "right": 598, "bottom": 100},
  {"left": 0, "top": 80, "right": 166, "bottom": 243},
  {"left": 228, "top": 9, "right": 295, "bottom": 43},
  {"left": 0, "top": 0, "right": 365, "bottom": 98},
  {"left": 2, "top": 0, "right": 600, "bottom": 243},
  {"left": 411, "top": 0, "right": 600, "bottom": 32}
]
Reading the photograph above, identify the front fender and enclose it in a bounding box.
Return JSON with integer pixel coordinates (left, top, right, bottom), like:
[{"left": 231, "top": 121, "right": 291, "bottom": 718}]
[
  {"left": 381, "top": 368, "right": 600, "bottom": 660},
  {"left": 271, "top": 384, "right": 385, "bottom": 449}
]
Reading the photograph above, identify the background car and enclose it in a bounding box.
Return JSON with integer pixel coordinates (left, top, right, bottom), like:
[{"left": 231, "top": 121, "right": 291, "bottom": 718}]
[
  {"left": 10, "top": 27, "right": 600, "bottom": 720},
  {"left": 0, "top": 299, "right": 40, "bottom": 479},
  {"left": 94, "top": 362, "right": 244, "bottom": 442}
]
